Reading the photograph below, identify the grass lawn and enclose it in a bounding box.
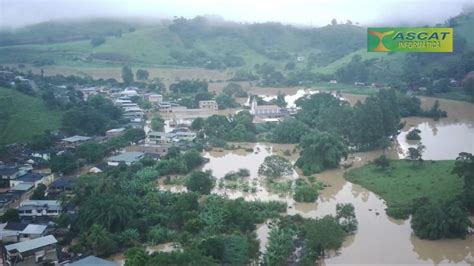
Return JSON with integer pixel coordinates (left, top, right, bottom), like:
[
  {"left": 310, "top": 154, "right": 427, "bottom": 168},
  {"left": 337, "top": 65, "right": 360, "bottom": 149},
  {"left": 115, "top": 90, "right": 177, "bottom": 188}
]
[
  {"left": 0, "top": 87, "right": 62, "bottom": 145},
  {"left": 345, "top": 160, "right": 464, "bottom": 219}
]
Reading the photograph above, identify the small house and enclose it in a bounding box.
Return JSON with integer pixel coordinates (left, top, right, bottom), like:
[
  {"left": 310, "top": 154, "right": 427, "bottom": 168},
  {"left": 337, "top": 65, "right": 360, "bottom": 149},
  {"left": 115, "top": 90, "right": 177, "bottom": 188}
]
[
  {"left": 4, "top": 235, "right": 58, "bottom": 265},
  {"left": 10, "top": 172, "right": 54, "bottom": 188},
  {"left": 199, "top": 100, "right": 218, "bottom": 110},
  {"left": 107, "top": 152, "right": 145, "bottom": 166},
  {"left": 17, "top": 200, "right": 62, "bottom": 218}
]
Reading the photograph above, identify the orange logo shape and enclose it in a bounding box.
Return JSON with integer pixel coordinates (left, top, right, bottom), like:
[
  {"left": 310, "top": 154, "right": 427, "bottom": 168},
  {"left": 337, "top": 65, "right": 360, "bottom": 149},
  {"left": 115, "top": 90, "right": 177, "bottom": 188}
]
[{"left": 368, "top": 30, "right": 394, "bottom": 51}]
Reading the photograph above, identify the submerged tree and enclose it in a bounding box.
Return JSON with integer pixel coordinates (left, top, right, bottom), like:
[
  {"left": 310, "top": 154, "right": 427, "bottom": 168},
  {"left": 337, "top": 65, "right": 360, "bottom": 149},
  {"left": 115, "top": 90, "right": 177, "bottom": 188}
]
[
  {"left": 411, "top": 200, "right": 470, "bottom": 240},
  {"left": 296, "top": 131, "right": 348, "bottom": 175},
  {"left": 336, "top": 203, "right": 358, "bottom": 233},
  {"left": 258, "top": 155, "right": 294, "bottom": 179}
]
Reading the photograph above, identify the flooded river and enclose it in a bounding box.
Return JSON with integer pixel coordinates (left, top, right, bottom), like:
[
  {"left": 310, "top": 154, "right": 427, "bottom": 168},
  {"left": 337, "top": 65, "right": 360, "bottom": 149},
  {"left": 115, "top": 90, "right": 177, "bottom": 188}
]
[
  {"left": 208, "top": 93, "right": 474, "bottom": 265},
  {"left": 157, "top": 90, "right": 474, "bottom": 265}
]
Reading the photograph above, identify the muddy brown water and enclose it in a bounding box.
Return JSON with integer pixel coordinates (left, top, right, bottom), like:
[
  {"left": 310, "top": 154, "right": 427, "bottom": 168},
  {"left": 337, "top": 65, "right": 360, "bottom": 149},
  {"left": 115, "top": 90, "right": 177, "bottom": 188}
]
[
  {"left": 203, "top": 92, "right": 474, "bottom": 265},
  {"left": 138, "top": 90, "right": 474, "bottom": 265}
]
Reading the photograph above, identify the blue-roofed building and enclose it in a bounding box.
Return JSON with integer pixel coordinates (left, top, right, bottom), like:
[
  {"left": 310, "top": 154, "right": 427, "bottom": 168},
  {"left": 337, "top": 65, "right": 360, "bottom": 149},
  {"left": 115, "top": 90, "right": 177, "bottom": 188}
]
[
  {"left": 49, "top": 176, "right": 75, "bottom": 193},
  {"left": 9, "top": 172, "right": 54, "bottom": 188},
  {"left": 69, "top": 255, "right": 118, "bottom": 266}
]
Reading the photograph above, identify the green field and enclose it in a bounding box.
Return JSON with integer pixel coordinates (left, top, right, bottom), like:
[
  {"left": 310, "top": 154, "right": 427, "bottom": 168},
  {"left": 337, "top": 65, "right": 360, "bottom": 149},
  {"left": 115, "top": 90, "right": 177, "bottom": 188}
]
[
  {"left": 0, "top": 87, "right": 62, "bottom": 145},
  {"left": 345, "top": 160, "right": 464, "bottom": 218}
]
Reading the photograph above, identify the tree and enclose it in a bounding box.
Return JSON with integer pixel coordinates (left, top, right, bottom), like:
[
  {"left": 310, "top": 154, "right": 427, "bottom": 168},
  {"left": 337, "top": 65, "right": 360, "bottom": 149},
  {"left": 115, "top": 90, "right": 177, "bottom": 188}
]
[
  {"left": 151, "top": 116, "right": 165, "bottom": 131},
  {"left": 186, "top": 171, "right": 215, "bottom": 195},
  {"left": 302, "top": 215, "right": 346, "bottom": 258},
  {"left": 122, "top": 65, "right": 134, "bottom": 85},
  {"left": 222, "top": 83, "right": 247, "bottom": 97},
  {"left": 118, "top": 229, "right": 140, "bottom": 247},
  {"left": 216, "top": 93, "right": 239, "bottom": 110},
  {"left": 263, "top": 225, "right": 295, "bottom": 266},
  {"left": 191, "top": 117, "right": 204, "bottom": 131},
  {"left": 336, "top": 203, "right": 358, "bottom": 233},
  {"left": 169, "top": 80, "right": 208, "bottom": 94},
  {"left": 31, "top": 184, "right": 47, "bottom": 200},
  {"left": 411, "top": 200, "right": 470, "bottom": 240},
  {"left": 182, "top": 149, "right": 204, "bottom": 170},
  {"left": 136, "top": 69, "right": 149, "bottom": 80},
  {"left": 28, "top": 131, "right": 54, "bottom": 151},
  {"left": 273, "top": 91, "right": 287, "bottom": 107},
  {"left": 50, "top": 153, "right": 79, "bottom": 174},
  {"left": 258, "top": 155, "right": 293, "bottom": 179},
  {"left": 407, "top": 143, "right": 425, "bottom": 162},
  {"left": 452, "top": 152, "right": 474, "bottom": 213},
  {"left": 296, "top": 131, "right": 348, "bottom": 175},
  {"left": 271, "top": 118, "right": 309, "bottom": 143},
  {"left": 293, "top": 182, "right": 319, "bottom": 202},
  {"left": 373, "top": 155, "right": 390, "bottom": 169},
  {"left": 406, "top": 128, "right": 422, "bottom": 140},
  {"left": 1, "top": 208, "right": 19, "bottom": 223},
  {"left": 81, "top": 224, "right": 118, "bottom": 256},
  {"left": 125, "top": 247, "right": 149, "bottom": 266},
  {"left": 76, "top": 142, "right": 106, "bottom": 163},
  {"left": 331, "top": 18, "right": 338, "bottom": 25}
]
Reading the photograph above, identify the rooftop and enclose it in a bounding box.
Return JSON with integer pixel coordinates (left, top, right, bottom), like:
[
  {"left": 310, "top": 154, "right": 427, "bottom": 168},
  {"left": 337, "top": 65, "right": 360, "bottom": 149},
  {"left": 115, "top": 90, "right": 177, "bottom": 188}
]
[
  {"left": 16, "top": 172, "right": 46, "bottom": 182},
  {"left": 10, "top": 183, "right": 34, "bottom": 192},
  {"left": 5, "top": 235, "right": 57, "bottom": 253},
  {"left": 4, "top": 222, "right": 28, "bottom": 231},
  {"left": 70, "top": 255, "right": 118, "bottom": 266},
  {"left": 50, "top": 176, "right": 75, "bottom": 190},
  {"left": 107, "top": 152, "right": 144, "bottom": 163},
  {"left": 62, "top": 136, "right": 92, "bottom": 143},
  {"left": 21, "top": 224, "right": 47, "bottom": 235},
  {"left": 0, "top": 167, "right": 19, "bottom": 176},
  {"left": 19, "top": 200, "right": 61, "bottom": 208},
  {"left": 106, "top": 128, "right": 126, "bottom": 133}
]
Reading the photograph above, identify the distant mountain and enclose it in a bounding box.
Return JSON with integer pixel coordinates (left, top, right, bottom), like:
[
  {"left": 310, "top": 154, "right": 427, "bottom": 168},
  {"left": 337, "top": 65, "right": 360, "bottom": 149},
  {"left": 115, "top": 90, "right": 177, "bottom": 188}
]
[{"left": 0, "top": 10, "right": 472, "bottom": 81}]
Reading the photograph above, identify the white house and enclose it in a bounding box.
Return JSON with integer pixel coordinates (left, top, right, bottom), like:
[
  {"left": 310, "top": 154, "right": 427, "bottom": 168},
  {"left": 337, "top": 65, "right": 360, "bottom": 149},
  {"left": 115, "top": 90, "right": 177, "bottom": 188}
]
[
  {"left": 199, "top": 100, "right": 218, "bottom": 110},
  {"left": 17, "top": 200, "right": 62, "bottom": 218},
  {"left": 148, "top": 94, "right": 163, "bottom": 104},
  {"left": 4, "top": 235, "right": 58, "bottom": 265},
  {"left": 120, "top": 88, "right": 139, "bottom": 97},
  {"left": 250, "top": 97, "right": 281, "bottom": 116},
  {"left": 147, "top": 131, "right": 174, "bottom": 144}
]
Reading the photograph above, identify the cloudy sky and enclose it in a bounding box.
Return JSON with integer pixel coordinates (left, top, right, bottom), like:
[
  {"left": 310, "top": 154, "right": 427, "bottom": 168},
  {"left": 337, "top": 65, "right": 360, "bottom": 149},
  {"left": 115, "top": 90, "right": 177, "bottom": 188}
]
[{"left": 0, "top": 0, "right": 473, "bottom": 28}]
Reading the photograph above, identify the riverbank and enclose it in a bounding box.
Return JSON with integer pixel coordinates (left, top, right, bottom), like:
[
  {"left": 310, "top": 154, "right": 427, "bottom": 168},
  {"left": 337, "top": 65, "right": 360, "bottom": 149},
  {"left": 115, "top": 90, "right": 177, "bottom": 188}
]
[{"left": 345, "top": 160, "right": 464, "bottom": 219}]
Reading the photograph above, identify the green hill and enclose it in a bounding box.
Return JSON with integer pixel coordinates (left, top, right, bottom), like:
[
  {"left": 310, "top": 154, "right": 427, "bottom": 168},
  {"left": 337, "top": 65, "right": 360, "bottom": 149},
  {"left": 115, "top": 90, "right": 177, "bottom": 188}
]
[
  {"left": 0, "top": 87, "right": 62, "bottom": 145},
  {"left": 0, "top": 18, "right": 366, "bottom": 69},
  {"left": 0, "top": 10, "right": 473, "bottom": 79}
]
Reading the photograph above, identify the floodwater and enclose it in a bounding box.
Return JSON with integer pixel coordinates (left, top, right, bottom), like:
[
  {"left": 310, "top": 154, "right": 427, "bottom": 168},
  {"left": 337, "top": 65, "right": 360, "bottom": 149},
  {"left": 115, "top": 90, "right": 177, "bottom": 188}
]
[
  {"left": 158, "top": 93, "right": 474, "bottom": 265},
  {"left": 397, "top": 97, "right": 474, "bottom": 160}
]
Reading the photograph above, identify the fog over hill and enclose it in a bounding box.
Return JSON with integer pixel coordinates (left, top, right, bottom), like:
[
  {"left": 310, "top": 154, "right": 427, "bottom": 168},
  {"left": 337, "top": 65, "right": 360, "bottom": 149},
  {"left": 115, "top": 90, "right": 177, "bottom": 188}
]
[{"left": 1, "top": 0, "right": 473, "bottom": 29}]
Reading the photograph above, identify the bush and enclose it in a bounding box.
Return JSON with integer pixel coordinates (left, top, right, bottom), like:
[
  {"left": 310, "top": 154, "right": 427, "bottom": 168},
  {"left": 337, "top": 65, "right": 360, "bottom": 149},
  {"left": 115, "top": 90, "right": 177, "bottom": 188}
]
[
  {"left": 293, "top": 184, "right": 319, "bottom": 202},
  {"left": 406, "top": 128, "right": 421, "bottom": 140},
  {"left": 373, "top": 155, "right": 390, "bottom": 169}
]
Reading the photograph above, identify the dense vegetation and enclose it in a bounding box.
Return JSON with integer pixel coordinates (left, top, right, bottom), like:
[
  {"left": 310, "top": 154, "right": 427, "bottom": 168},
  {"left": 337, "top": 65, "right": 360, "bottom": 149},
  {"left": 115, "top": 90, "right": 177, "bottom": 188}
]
[{"left": 62, "top": 160, "right": 288, "bottom": 264}]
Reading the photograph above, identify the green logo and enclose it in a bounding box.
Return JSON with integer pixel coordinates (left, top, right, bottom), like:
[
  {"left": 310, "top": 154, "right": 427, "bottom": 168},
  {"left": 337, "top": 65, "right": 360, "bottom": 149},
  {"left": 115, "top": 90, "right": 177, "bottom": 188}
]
[{"left": 368, "top": 27, "right": 453, "bottom": 53}]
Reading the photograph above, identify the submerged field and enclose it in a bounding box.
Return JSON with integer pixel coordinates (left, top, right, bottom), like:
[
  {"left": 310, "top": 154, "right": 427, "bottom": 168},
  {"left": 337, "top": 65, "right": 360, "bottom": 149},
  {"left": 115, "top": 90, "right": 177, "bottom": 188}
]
[
  {"left": 345, "top": 160, "right": 464, "bottom": 218},
  {"left": 0, "top": 87, "right": 62, "bottom": 145}
]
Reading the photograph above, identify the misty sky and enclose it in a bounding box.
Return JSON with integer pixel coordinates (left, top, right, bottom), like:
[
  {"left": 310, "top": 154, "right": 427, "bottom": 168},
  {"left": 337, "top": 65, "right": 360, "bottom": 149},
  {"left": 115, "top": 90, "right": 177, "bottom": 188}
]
[{"left": 0, "top": 0, "right": 473, "bottom": 28}]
